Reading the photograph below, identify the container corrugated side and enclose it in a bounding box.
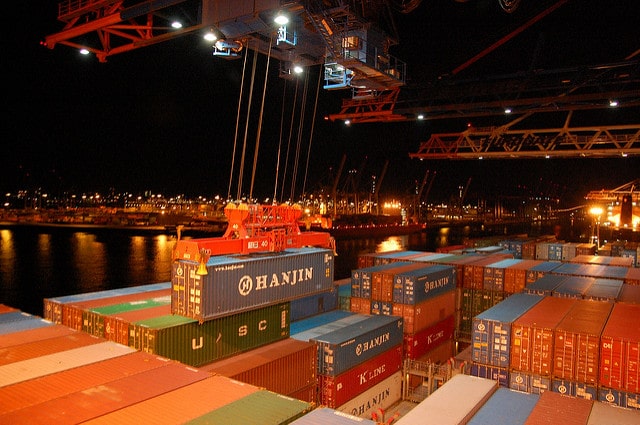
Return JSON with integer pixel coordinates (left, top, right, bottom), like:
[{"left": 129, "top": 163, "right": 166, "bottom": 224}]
[
  {"left": 289, "top": 407, "right": 377, "bottom": 424},
  {"left": 0, "top": 363, "right": 212, "bottom": 424},
  {"left": 172, "top": 247, "right": 334, "bottom": 321},
  {"left": 524, "top": 390, "right": 594, "bottom": 424},
  {"left": 618, "top": 283, "right": 640, "bottom": 303},
  {"left": 472, "top": 293, "right": 544, "bottom": 368},
  {"left": 483, "top": 259, "right": 522, "bottom": 291},
  {"left": 185, "top": 389, "right": 314, "bottom": 425},
  {"left": 0, "top": 331, "right": 104, "bottom": 367},
  {"left": 551, "top": 378, "right": 597, "bottom": 400},
  {"left": 553, "top": 300, "right": 613, "bottom": 384},
  {"left": 81, "top": 375, "right": 259, "bottom": 425},
  {"left": 392, "top": 289, "right": 456, "bottom": 334},
  {"left": 312, "top": 315, "right": 404, "bottom": 376},
  {"left": 318, "top": 344, "right": 403, "bottom": 408},
  {"left": 553, "top": 276, "right": 595, "bottom": 299},
  {"left": 0, "top": 350, "right": 168, "bottom": 414},
  {"left": 470, "top": 363, "right": 509, "bottom": 387},
  {"left": 352, "top": 262, "right": 414, "bottom": 299},
  {"left": 625, "top": 268, "right": 640, "bottom": 286},
  {"left": 510, "top": 297, "right": 577, "bottom": 375},
  {"left": 394, "top": 374, "right": 498, "bottom": 425},
  {"left": 467, "top": 387, "right": 539, "bottom": 425},
  {"left": 524, "top": 274, "right": 568, "bottom": 296},
  {"left": 290, "top": 287, "right": 338, "bottom": 321},
  {"left": 130, "top": 302, "right": 290, "bottom": 367},
  {"left": 0, "top": 340, "right": 135, "bottom": 388},
  {"left": 508, "top": 370, "right": 551, "bottom": 394},
  {"left": 372, "top": 263, "right": 429, "bottom": 303},
  {"left": 337, "top": 370, "right": 403, "bottom": 419},
  {"left": 62, "top": 288, "right": 170, "bottom": 331},
  {"left": 103, "top": 304, "right": 171, "bottom": 345},
  {"left": 403, "top": 315, "right": 455, "bottom": 360},
  {"left": 43, "top": 282, "right": 170, "bottom": 323},
  {"left": 82, "top": 294, "right": 171, "bottom": 337},
  {"left": 505, "top": 260, "right": 541, "bottom": 294},
  {"left": 600, "top": 302, "right": 640, "bottom": 393},
  {"left": 397, "top": 264, "right": 456, "bottom": 305},
  {"left": 584, "top": 278, "right": 623, "bottom": 301},
  {"left": 199, "top": 338, "right": 317, "bottom": 397}
]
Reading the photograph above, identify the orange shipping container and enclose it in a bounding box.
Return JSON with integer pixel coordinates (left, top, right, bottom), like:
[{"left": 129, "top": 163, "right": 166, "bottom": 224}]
[
  {"left": 392, "top": 290, "right": 456, "bottom": 334},
  {"left": 510, "top": 297, "right": 577, "bottom": 375}
]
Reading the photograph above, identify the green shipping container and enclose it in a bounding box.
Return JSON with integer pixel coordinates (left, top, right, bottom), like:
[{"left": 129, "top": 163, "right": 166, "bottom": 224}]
[
  {"left": 82, "top": 295, "right": 171, "bottom": 337},
  {"left": 129, "top": 302, "right": 290, "bottom": 366},
  {"left": 185, "top": 389, "right": 314, "bottom": 425}
]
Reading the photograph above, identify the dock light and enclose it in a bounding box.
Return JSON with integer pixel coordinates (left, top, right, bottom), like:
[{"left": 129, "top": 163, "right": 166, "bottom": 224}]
[
  {"left": 171, "top": 21, "right": 183, "bottom": 29},
  {"left": 504, "top": 108, "right": 512, "bottom": 114},
  {"left": 79, "top": 48, "right": 90, "bottom": 55},
  {"left": 344, "top": 120, "right": 351, "bottom": 126},
  {"left": 417, "top": 114, "right": 424, "bottom": 120},
  {"left": 293, "top": 65, "right": 303, "bottom": 74},
  {"left": 203, "top": 30, "right": 217, "bottom": 42},
  {"left": 274, "top": 12, "right": 289, "bottom": 26},
  {"left": 609, "top": 99, "right": 618, "bottom": 107}
]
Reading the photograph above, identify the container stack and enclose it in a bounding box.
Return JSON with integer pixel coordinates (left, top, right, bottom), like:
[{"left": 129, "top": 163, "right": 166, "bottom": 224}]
[{"left": 291, "top": 311, "right": 404, "bottom": 417}]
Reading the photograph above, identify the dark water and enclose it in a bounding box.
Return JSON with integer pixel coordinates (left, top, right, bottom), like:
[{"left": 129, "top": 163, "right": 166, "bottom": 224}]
[{"left": 1, "top": 221, "right": 562, "bottom": 317}]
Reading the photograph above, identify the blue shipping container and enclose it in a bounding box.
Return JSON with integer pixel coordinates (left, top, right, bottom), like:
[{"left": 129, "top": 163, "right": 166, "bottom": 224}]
[
  {"left": 395, "top": 264, "right": 456, "bottom": 304},
  {"left": 468, "top": 387, "right": 539, "bottom": 425},
  {"left": 472, "top": 293, "right": 543, "bottom": 368}
]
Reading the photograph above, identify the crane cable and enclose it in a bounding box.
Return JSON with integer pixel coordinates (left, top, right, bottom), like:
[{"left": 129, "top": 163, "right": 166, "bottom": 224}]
[
  {"left": 272, "top": 79, "right": 288, "bottom": 203},
  {"left": 289, "top": 70, "right": 310, "bottom": 201},
  {"left": 248, "top": 36, "right": 273, "bottom": 201},
  {"left": 236, "top": 47, "right": 260, "bottom": 200},
  {"left": 227, "top": 40, "right": 249, "bottom": 201},
  {"left": 279, "top": 78, "right": 299, "bottom": 202},
  {"left": 301, "top": 66, "right": 324, "bottom": 197}
]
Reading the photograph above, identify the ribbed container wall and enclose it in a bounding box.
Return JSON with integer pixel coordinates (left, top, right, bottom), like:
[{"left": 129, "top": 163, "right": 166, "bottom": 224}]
[
  {"left": 290, "top": 286, "right": 338, "bottom": 321},
  {"left": 199, "top": 338, "right": 317, "bottom": 398},
  {"left": 396, "top": 264, "right": 456, "bottom": 304},
  {"left": 337, "top": 371, "right": 403, "bottom": 419},
  {"left": 505, "top": 260, "right": 541, "bottom": 293},
  {"left": 472, "top": 293, "right": 544, "bottom": 368},
  {"left": 102, "top": 304, "right": 171, "bottom": 345},
  {"left": 404, "top": 315, "right": 455, "bottom": 360},
  {"left": 393, "top": 289, "right": 456, "bottom": 334},
  {"left": 600, "top": 303, "right": 640, "bottom": 393},
  {"left": 172, "top": 248, "right": 334, "bottom": 321},
  {"left": 553, "top": 276, "right": 595, "bottom": 299},
  {"left": 372, "top": 263, "right": 432, "bottom": 303},
  {"left": 351, "top": 262, "right": 414, "bottom": 298},
  {"left": 318, "top": 344, "right": 403, "bottom": 408},
  {"left": 82, "top": 294, "right": 171, "bottom": 338},
  {"left": 43, "top": 282, "right": 171, "bottom": 324},
  {"left": 312, "top": 315, "right": 404, "bottom": 376},
  {"left": 130, "top": 302, "right": 290, "bottom": 367},
  {"left": 524, "top": 274, "right": 568, "bottom": 296},
  {"left": 553, "top": 300, "right": 613, "bottom": 385}
]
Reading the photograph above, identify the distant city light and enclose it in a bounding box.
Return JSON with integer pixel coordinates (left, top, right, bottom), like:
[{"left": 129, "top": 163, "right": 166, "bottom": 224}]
[
  {"left": 504, "top": 108, "right": 512, "bottom": 114},
  {"left": 609, "top": 99, "right": 618, "bottom": 107},
  {"left": 203, "top": 30, "right": 217, "bottom": 42},
  {"left": 171, "top": 21, "right": 183, "bottom": 29},
  {"left": 417, "top": 114, "right": 424, "bottom": 120}
]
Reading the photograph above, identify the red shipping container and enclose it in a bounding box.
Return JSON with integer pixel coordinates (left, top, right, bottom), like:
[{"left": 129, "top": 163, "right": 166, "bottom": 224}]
[
  {"left": 0, "top": 331, "right": 101, "bottom": 366},
  {"left": 102, "top": 304, "right": 170, "bottom": 345},
  {"left": 626, "top": 267, "right": 640, "bottom": 286},
  {"left": 61, "top": 288, "right": 169, "bottom": 330},
  {"left": 600, "top": 303, "right": 640, "bottom": 392},
  {"left": 0, "top": 323, "right": 76, "bottom": 349},
  {"left": 511, "top": 297, "right": 577, "bottom": 375},
  {"left": 504, "top": 260, "right": 541, "bottom": 294},
  {"left": 318, "top": 344, "right": 403, "bottom": 408},
  {"left": 349, "top": 297, "right": 372, "bottom": 315},
  {"left": 524, "top": 390, "right": 593, "bottom": 425},
  {"left": 392, "top": 290, "right": 456, "bottom": 334},
  {"left": 553, "top": 300, "right": 613, "bottom": 384},
  {"left": 404, "top": 315, "right": 455, "bottom": 360},
  {"left": 199, "top": 338, "right": 317, "bottom": 397}
]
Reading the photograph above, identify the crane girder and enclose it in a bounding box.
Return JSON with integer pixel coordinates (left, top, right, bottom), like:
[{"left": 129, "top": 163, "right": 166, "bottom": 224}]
[{"left": 410, "top": 121, "right": 640, "bottom": 160}]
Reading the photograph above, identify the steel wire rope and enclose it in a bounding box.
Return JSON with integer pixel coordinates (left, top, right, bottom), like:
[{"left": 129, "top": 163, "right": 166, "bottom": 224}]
[
  {"left": 289, "top": 70, "right": 310, "bottom": 202},
  {"left": 279, "top": 78, "right": 300, "bottom": 202},
  {"left": 301, "top": 66, "right": 324, "bottom": 197},
  {"left": 236, "top": 48, "right": 259, "bottom": 201},
  {"left": 273, "top": 79, "right": 288, "bottom": 203},
  {"left": 227, "top": 43, "right": 249, "bottom": 201},
  {"left": 248, "top": 37, "right": 273, "bottom": 201}
]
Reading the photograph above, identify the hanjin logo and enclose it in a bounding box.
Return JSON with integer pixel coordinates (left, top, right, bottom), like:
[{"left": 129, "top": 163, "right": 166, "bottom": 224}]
[
  {"left": 237, "top": 267, "right": 313, "bottom": 296},
  {"left": 238, "top": 276, "right": 253, "bottom": 296}
]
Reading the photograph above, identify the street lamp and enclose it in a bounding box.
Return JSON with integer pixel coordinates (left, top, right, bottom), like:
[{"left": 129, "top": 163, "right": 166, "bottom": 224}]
[{"left": 589, "top": 206, "right": 603, "bottom": 252}]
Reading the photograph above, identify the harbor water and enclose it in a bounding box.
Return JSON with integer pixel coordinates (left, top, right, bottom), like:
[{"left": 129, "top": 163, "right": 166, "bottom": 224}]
[{"left": 1, "top": 221, "right": 561, "bottom": 317}]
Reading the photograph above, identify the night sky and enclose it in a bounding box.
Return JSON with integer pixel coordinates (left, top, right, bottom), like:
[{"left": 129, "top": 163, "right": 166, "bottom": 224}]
[{"left": 5, "top": 0, "right": 639, "bottom": 208}]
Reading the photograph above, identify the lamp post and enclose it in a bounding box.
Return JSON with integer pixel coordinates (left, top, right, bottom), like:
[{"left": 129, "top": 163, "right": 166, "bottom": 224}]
[{"left": 589, "top": 206, "right": 603, "bottom": 252}]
